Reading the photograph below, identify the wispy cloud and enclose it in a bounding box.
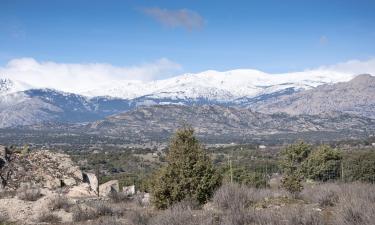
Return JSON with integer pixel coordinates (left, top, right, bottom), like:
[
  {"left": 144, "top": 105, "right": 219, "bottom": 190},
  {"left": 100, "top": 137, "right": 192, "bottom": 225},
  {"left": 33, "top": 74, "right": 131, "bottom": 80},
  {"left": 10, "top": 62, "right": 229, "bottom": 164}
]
[
  {"left": 0, "top": 58, "right": 182, "bottom": 93},
  {"left": 142, "top": 7, "right": 204, "bottom": 31}
]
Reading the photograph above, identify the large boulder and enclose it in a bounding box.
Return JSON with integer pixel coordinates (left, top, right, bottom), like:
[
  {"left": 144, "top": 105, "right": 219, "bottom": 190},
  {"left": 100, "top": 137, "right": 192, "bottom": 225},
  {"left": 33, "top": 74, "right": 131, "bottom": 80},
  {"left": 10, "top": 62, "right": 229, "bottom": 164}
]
[
  {"left": 99, "top": 180, "right": 119, "bottom": 196},
  {"left": 0, "top": 149, "right": 85, "bottom": 191},
  {"left": 83, "top": 172, "right": 98, "bottom": 193},
  {"left": 123, "top": 185, "right": 135, "bottom": 196},
  {"left": 66, "top": 183, "right": 97, "bottom": 198}
]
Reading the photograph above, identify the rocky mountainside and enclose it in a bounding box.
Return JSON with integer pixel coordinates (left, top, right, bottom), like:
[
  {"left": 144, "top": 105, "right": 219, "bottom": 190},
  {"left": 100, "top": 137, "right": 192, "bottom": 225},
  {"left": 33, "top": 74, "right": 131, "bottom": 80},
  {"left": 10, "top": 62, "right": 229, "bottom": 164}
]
[
  {"left": 0, "top": 89, "right": 132, "bottom": 127},
  {"left": 83, "top": 105, "right": 375, "bottom": 143},
  {"left": 253, "top": 74, "right": 375, "bottom": 118}
]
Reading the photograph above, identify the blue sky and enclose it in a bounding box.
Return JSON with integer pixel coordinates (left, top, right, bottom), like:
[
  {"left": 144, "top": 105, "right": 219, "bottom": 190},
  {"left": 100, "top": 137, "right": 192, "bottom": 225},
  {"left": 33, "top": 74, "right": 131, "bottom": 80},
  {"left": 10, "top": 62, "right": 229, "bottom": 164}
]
[{"left": 1, "top": 0, "right": 375, "bottom": 75}]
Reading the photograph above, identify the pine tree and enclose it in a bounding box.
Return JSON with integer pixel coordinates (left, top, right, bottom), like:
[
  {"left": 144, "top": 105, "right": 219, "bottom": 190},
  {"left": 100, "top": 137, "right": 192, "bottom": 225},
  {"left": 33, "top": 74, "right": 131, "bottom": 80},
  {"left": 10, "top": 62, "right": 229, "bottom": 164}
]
[{"left": 151, "top": 126, "right": 221, "bottom": 209}]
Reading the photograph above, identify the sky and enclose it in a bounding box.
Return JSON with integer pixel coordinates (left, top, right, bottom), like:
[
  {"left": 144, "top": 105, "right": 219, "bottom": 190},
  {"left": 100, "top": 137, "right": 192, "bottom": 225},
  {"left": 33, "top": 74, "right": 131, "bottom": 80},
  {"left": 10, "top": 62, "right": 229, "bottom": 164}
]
[{"left": 0, "top": 0, "right": 375, "bottom": 82}]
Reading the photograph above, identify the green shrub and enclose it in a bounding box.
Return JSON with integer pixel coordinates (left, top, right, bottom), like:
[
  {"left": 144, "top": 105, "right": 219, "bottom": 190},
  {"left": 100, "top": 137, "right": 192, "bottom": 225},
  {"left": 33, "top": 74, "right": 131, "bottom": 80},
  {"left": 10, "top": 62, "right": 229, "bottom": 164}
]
[
  {"left": 151, "top": 126, "right": 221, "bottom": 209},
  {"left": 342, "top": 150, "right": 375, "bottom": 183},
  {"left": 302, "top": 145, "right": 342, "bottom": 181}
]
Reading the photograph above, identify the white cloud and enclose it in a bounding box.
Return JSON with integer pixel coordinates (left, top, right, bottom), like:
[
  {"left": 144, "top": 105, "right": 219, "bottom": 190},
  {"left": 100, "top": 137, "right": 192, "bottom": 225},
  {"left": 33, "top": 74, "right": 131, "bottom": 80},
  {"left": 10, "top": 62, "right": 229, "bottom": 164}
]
[
  {"left": 315, "top": 58, "right": 375, "bottom": 75},
  {"left": 142, "top": 7, "right": 204, "bottom": 30},
  {"left": 0, "top": 57, "right": 182, "bottom": 93}
]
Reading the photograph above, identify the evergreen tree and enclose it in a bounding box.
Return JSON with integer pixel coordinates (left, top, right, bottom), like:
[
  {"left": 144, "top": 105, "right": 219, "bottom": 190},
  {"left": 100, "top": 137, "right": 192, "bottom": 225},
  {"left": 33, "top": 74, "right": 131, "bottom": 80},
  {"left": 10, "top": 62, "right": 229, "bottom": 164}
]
[
  {"left": 280, "top": 141, "right": 312, "bottom": 195},
  {"left": 151, "top": 126, "right": 221, "bottom": 209}
]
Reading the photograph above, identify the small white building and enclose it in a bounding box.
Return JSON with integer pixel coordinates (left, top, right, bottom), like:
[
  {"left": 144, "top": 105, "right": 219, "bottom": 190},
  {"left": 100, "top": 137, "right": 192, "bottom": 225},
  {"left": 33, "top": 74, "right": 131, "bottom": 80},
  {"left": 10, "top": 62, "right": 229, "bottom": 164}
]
[{"left": 258, "top": 145, "right": 266, "bottom": 149}]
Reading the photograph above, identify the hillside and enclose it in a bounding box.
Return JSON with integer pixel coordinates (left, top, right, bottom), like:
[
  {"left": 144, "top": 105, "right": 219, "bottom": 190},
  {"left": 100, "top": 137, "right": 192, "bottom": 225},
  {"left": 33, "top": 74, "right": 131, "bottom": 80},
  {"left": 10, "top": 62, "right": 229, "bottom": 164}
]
[
  {"left": 253, "top": 74, "right": 375, "bottom": 118},
  {"left": 84, "top": 105, "right": 375, "bottom": 143}
]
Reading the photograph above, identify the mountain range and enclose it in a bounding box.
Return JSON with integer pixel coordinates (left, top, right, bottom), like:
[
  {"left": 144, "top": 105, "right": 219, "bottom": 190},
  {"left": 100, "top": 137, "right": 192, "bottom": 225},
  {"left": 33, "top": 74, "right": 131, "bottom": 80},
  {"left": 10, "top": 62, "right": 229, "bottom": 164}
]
[{"left": 0, "top": 72, "right": 373, "bottom": 132}]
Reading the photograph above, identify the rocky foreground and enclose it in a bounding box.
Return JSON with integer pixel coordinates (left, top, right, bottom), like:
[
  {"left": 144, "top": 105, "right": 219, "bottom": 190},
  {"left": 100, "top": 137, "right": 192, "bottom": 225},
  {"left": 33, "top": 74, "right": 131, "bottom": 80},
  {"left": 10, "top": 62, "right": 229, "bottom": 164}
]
[{"left": 0, "top": 146, "right": 146, "bottom": 224}]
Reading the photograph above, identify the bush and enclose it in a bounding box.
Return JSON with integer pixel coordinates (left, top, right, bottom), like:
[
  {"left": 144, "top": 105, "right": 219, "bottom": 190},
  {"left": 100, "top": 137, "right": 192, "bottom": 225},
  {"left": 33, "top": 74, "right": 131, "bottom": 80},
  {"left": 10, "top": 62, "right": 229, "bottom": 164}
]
[
  {"left": 37, "top": 212, "right": 61, "bottom": 223},
  {"left": 302, "top": 145, "right": 342, "bottom": 181},
  {"left": 342, "top": 150, "right": 375, "bottom": 183},
  {"left": 17, "top": 184, "right": 42, "bottom": 201},
  {"left": 226, "top": 167, "right": 269, "bottom": 188},
  {"left": 151, "top": 126, "right": 221, "bottom": 209},
  {"left": 281, "top": 173, "right": 303, "bottom": 196},
  {"left": 280, "top": 141, "right": 312, "bottom": 176}
]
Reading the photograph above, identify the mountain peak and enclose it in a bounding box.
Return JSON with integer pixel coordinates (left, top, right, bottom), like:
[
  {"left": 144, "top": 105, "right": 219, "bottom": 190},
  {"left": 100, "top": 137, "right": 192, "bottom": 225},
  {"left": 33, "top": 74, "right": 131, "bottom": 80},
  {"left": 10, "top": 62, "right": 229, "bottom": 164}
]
[{"left": 349, "top": 74, "right": 374, "bottom": 85}]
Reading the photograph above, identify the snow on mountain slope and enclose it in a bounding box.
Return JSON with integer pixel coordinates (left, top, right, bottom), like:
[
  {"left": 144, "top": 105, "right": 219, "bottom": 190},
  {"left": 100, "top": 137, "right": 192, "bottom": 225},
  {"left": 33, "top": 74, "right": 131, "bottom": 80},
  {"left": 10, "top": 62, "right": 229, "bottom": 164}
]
[{"left": 82, "top": 69, "right": 356, "bottom": 100}]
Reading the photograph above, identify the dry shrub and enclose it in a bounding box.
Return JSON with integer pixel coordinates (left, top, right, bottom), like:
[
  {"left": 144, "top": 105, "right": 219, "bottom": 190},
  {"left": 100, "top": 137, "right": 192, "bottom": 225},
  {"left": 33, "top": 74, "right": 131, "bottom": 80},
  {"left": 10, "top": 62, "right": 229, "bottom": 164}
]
[
  {"left": 49, "top": 195, "right": 71, "bottom": 211},
  {"left": 93, "top": 202, "right": 114, "bottom": 217},
  {"left": 109, "top": 191, "right": 131, "bottom": 203},
  {"left": 0, "top": 190, "right": 15, "bottom": 199},
  {"left": 0, "top": 213, "right": 10, "bottom": 224},
  {"left": 150, "top": 201, "right": 217, "bottom": 225},
  {"left": 72, "top": 205, "right": 98, "bottom": 222},
  {"left": 17, "top": 184, "right": 42, "bottom": 201},
  {"left": 212, "top": 183, "right": 273, "bottom": 210},
  {"left": 72, "top": 202, "right": 114, "bottom": 222},
  {"left": 220, "top": 208, "right": 255, "bottom": 225},
  {"left": 333, "top": 183, "right": 375, "bottom": 225},
  {"left": 129, "top": 211, "right": 152, "bottom": 225},
  {"left": 90, "top": 216, "right": 125, "bottom": 225},
  {"left": 301, "top": 183, "right": 340, "bottom": 207},
  {"left": 247, "top": 207, "right": 326, "bottom": 225},
  {"left": 37, "top": 212, "right": 61, "bottom": 223}
]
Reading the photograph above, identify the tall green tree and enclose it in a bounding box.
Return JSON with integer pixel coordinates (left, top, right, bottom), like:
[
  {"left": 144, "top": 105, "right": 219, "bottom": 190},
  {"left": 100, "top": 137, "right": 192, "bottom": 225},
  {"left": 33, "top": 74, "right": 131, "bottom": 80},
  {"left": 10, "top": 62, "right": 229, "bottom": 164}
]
[
  {"left": 151, "top": 126, "right": 221, "bottom": 209},
  {"left": 280, "top": 141, "right": 312, "bottom": 195}
]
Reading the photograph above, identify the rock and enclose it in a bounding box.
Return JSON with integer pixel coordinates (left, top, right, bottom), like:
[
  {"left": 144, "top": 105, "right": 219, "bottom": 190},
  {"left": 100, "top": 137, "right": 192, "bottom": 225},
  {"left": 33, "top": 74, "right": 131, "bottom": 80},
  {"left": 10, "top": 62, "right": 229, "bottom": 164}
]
[
  {"left": 83, "top": 172, "right": 98, "bottom": 193},
  {"left": 44, "top": 176, "right": 61, "bottom": 189},
  {"left": 63, "top": 178, "right": 76, "bottom": 186},
  {"left": 66, "top": 183, "right": 96, "bottom": 198},
  {"left": 141, "top": 193, "right": 150, "bottom": 206},
  {"left": 0, "top": 150, "right": 86, "bottom": 191},
  {"left": 122, "top": 185, "right": 135, "bottom": 196},
  {"left": 99, "top": 180, "right": 119, "bottom": 196}
]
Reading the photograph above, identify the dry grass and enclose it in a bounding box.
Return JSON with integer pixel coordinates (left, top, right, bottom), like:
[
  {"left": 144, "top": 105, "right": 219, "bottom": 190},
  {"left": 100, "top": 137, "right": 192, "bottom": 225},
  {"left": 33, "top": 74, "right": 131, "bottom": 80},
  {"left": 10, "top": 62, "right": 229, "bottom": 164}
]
[
  {"left": 37, "top": 212, "right": 61, "bottom": 223},
  {"left": 332, "top": 183, "right": 375, "bottom": 225},
  {"left": 50, "top": 182, "right": 375, "bottom": 225},
  {"left": 48, "top": 195, "right": 72, "bottom": 211},
  {"left": 128, "top": 211, "right": 152, "bottom": 225},
  {"left": 212, "top": 183, "right": 274, "bottom": 210},
  {"left": 301, "top": 183, "right": 340, "bottom": 207},
  {"left": 149, "top": 202, "right": 217, "bottom": 225},
  {"left": 72, "top": 202, "right": 114, "bottom": 222}
]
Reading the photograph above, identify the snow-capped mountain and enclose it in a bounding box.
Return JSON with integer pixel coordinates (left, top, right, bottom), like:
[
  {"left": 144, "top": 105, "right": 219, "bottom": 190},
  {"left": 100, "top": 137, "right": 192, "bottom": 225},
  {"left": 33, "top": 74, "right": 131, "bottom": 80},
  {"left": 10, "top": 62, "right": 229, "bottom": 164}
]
[
  {"left": 82, "top": 69, "right": 356, "bottom": 101},
  {"left": 0, "top": 70, "right": 368, "bottom": 128}
]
